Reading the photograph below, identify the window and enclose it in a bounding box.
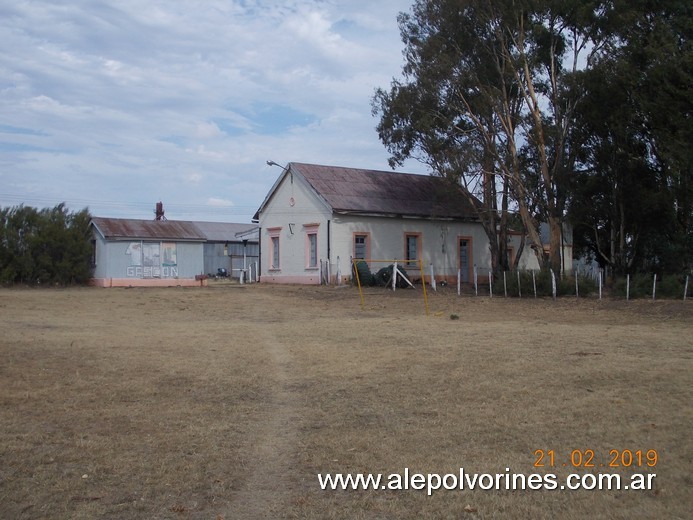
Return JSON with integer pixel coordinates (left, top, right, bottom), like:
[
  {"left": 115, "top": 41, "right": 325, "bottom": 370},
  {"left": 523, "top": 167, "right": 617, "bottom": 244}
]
[
  {"left": 307, "top": 233, "right": 318, "bottom": 268},
  {"left": 303, "top": 223, "right": 319, "bottom": 269},
  {"left": 271, "top": 237, "right": 280, "bottom": 269},
  {"left": 405, "top": 233, "right": 421, "bottom": 266},
  {"left": 268, "top": 227, "right": 282, "bottom": 270},
  {"left": 354, "top": 234, "right": 368, "bottom": 259}
]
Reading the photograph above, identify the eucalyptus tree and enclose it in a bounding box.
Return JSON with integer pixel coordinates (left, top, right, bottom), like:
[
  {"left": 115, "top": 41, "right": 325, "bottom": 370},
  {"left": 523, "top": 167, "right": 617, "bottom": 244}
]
[
  {"left": 568, "top": 0, "right": 692, "bottom": 273},
  {"left": 373, "top": 0, "right": 610, "bottom": 274}
]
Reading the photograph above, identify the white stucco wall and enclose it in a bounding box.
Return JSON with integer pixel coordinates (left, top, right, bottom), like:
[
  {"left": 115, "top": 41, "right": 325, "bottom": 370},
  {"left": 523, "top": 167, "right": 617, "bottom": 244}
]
[
  {"left": 328, "top": 215, "right": 491, "bottom": 283},
  {"left": 258, "top": 171, "right": 332, "bottom": 283},
  {"left": 508, "top": 234, "right": 574, "bottom": 274}
]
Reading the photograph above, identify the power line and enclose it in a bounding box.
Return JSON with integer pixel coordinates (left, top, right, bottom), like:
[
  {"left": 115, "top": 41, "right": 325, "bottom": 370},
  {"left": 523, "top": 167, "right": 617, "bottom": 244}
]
[{"left": 0, "top": 193, "right": 261, "bottom": 214}]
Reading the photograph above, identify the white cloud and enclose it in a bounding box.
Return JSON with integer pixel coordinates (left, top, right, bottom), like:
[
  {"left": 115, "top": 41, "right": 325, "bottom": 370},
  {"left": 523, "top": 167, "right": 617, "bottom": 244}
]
[
  {"left": 195, "top": 122, "right": 223, "bottom": 139},
  {"left": 0, "top": 0, "right": 425, "bottom": 222},
  {"left": 184, "top": 172, "right": 203, "bottom": 184},
  {"left": 207, "top": 197, "right": 233, "bottom": 207}
]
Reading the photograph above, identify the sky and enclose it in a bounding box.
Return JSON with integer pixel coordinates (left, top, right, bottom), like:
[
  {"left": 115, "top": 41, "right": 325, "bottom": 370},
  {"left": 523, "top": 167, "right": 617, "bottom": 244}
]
[{"left": 0, "top": 0, "right": 427, "bottom": 223}]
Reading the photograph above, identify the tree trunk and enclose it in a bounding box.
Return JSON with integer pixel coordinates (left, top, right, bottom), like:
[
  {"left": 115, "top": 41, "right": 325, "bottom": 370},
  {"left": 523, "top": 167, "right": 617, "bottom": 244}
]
[
  {"left": 498, "top": 173, "right": 510, "bottom": 273},
  {"left": 513, "top": 231, "right": 526, "bottom": 270},
  {"left": 517, "top": 202, "right": 545, "bottom": 267},
  {"left": 548, "top": 214, "right": 562, "bottom": 275}
]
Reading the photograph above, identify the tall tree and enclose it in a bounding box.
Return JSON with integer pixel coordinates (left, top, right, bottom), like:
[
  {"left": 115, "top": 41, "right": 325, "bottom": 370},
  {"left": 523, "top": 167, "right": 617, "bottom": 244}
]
[
  {"left": 373, "top": 0, "right": 610, "bottom": 274},
  {"left": 568, "top": 0, "right": 692, "bottom": 273},
  {"left": 0, "top": 204, "right": 93, "bottom": 285},
  {"left": 373, "top": 0, "right": 525, "bottom": 275}
]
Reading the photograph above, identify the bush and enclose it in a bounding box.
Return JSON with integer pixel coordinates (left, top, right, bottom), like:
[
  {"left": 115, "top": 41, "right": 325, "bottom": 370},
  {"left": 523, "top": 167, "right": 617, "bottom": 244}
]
[
  {"left": 492, "top": 270, "right": 597, "bottom": 298},
  {"left": 558, "top": 273, "right": 597, "bottom": 297},
  {"left": 612, "top": 273, "right": 690, "bottom": 299},
  {"left": 0, "top": 204, "right": 93, "bottom": 286},
  {"left": 657, "top": 274, "right": 688, "bottom": 298}
]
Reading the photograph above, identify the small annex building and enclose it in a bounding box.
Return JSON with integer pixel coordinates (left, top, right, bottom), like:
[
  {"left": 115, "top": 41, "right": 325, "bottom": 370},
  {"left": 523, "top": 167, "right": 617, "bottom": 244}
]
[
  {"left": 252, "top": 162, "right": 544, "bottom": 285},
  {"left": 90, "top": 217, "right": 258, "bottom": 287}
]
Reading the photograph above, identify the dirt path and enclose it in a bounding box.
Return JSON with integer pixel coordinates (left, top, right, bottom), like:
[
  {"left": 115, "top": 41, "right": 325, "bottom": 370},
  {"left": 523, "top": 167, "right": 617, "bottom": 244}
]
[{"left": 227, "top": 322, "right": 302, "bottom": 519}]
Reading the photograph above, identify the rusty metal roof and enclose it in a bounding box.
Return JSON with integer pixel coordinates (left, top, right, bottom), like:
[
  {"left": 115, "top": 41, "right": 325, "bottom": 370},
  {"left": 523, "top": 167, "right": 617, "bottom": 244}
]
[
  {"left": 287, "top": 162, "right": 480, "bottom": 219},
  {"left": 193, "top": 221, "right": 258, "bottom": 242},
  {"left": 91, "top": 217, "right": 258, "bottom": 242}
]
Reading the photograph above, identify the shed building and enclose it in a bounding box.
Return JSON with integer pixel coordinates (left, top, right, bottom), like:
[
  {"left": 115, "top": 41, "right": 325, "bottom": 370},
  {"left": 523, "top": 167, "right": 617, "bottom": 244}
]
[{"left": 90, "top": 217, "right": 258, "bottom": 287}]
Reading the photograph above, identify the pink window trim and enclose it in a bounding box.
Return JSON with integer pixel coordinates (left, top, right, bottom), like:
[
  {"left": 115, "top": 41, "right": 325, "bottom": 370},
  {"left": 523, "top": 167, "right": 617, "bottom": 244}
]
[
  {"left": 305, "top": 227, "right": 319, "bottom": 269},
  {"left": 403, "top": 232, "right": 422, "bottom": 267},
  {"left": 353, "top": 231, "right": 371, "bottom": 260}
]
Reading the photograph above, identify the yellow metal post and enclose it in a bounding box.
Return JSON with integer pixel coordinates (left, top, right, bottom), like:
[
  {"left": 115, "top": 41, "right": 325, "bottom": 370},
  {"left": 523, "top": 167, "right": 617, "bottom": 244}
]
[
  {"left": 419, "top": 259, "right": 429, "bottom": 316},
  {"left": 352, "top": 258, "right": 365, "bottom": 309}
]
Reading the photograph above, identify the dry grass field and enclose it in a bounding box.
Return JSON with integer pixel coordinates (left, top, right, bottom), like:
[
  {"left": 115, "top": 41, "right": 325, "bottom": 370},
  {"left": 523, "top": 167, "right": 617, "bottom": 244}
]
[{"left": 1, "top": 283, "right": 691, "bottom": 519}]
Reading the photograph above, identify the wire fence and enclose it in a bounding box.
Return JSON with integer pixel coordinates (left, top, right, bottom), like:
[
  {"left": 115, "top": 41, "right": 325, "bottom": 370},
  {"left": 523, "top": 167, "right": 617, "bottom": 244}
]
[
  {"left": 333, "top": 258, "right": 691, "bottom": 301},
  {"left": 451, "top": 266, "right": 692, "bottom": 301}
]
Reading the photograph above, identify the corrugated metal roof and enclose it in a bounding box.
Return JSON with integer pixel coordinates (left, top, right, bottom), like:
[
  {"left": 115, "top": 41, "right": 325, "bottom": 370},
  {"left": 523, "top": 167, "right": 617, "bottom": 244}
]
[
  {"left": 91, "top": 217, "right": 206, "bottom": 241},
  {"left": 290, "top": 162, "right": 480, "bottom": 219},
  {"left": 193, "top": 221, "right": 258, "bottom": 242},
  {"left": 254, "top": 162, "right": 481, "bottom": 221},
  {"left": 91, "top": 217, "right": 259, "bottom": 242}
]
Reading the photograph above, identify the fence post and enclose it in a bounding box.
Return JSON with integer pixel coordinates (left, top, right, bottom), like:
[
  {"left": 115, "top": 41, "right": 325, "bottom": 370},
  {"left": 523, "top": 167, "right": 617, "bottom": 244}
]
[
  {"left": 684, "top": 275, "right": 689, "bottom": 301},
  {"left": 457, "top": 269, "right": 461, "bottom": 296},
  {"left": 255, "top": 261, "right": 259, "bottom": 282},
  {"left": 652, "top": 273, "right": 657, "bottom": 301},
  {"left": 550, "top": 269, "right": 557, "bottom": 300},
  {"left": 598, "top": 271, "right": 602, "bottom": 300},
  {"left": 474, "top": 265, "right": 478, "bottom": 296},
  {"left": 503, "top": 271, "right": 507, "bottom": 297},
  {"left": 336, "top": 256, "right": 341, "bottom": 286},
  {"left": 532, "top": 270, "right": 537, "bottom": 299},
  {"left": 430, "top": 264, "right": 436, "bottom": 292},
  {"left": 489, "top": 270, "right": 493, "bottom": 298},
  {"left": 517, "top": 270, "right": 522, "bottom": 298},
  {"left": 626, "top": 274, "right": 630, "bottom": 301},
  {"left": 392, "top": 261, "right": 398, "bottom": 291}
]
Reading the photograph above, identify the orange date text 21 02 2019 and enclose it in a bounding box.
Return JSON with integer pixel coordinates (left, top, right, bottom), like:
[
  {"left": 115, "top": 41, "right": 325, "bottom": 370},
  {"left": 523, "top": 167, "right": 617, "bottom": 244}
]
[{"left": 533, "top": 449, "right": 658, "bottom": 469}]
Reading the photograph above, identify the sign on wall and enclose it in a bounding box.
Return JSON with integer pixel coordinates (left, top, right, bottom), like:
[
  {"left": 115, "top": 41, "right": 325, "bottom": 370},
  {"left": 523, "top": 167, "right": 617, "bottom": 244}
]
[
  {"left": 142, "top": 243, "right": 160, "bottom": 278},
  {"left": 162, "top": 243, "right": 177, "bottom": 267},
  {"left": 126, "top": 242, "right": 142, "bottom": 266},
  {"left": 126, "top": 241, "right": 179, "bottom": 278}
]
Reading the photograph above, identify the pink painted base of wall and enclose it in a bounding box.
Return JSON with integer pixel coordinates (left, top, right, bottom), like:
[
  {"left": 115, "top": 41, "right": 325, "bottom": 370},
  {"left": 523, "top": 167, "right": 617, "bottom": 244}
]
[
  {"left": 90, "top": 278, "right": 208, "bottom": 288},
  {"left": 261, "top": 274, "right": 321, "bottom": 285}
]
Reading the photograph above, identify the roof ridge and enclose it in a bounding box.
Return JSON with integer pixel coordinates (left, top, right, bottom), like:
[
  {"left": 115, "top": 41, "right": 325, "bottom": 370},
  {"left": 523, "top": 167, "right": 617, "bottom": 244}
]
[{"left": 290, "top": 161, "right": 434, "bottom": 179}]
